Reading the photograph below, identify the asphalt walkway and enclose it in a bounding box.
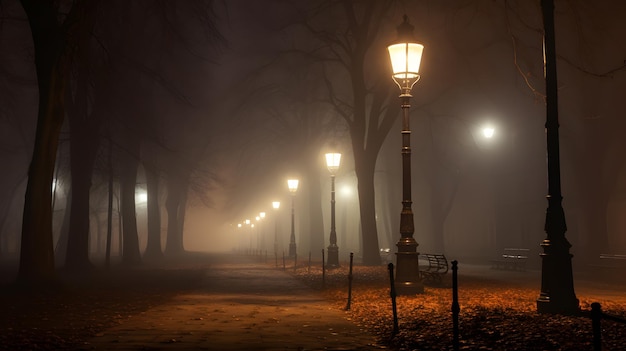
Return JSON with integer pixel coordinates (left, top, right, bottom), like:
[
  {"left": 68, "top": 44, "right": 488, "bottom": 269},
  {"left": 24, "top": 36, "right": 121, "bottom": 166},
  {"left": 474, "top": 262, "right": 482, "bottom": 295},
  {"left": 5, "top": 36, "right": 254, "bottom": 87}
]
[{"left": 77, "top": 256, "right": 385, "bottom": 351}]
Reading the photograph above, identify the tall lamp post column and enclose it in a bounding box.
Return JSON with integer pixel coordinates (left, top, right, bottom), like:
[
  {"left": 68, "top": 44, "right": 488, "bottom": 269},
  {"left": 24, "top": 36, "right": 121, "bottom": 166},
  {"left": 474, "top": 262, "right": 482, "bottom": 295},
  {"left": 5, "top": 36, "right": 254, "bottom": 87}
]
[
  {"left": 287, "top": 179, "right": 299, "bottom": 257},
  {"left": 387, "top": 15, "right": 425, "bottom": 295},
  {"left": 272, "top": 201, "right": 280, "bottom": 256},
  {"left": 536, "top": 0, "right": 578, "bottom": 314},
  {"left": 325, "top": 152, "right": 341, "bottom": 267}
]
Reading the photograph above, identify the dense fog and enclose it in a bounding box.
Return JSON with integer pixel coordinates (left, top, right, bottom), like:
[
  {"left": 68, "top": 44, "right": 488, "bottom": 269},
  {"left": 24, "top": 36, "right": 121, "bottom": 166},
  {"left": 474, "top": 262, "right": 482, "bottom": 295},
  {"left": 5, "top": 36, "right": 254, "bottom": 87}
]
[{"left": 1, "top": 0, "right": 626, "bottom": 278}]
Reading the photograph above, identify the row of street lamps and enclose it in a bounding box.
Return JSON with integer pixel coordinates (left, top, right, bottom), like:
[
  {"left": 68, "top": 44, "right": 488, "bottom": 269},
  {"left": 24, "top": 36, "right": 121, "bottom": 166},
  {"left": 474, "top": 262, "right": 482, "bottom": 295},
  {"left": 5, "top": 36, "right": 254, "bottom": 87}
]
[{"left": 237, "top": 151, "right": 341, "bottom": 265}]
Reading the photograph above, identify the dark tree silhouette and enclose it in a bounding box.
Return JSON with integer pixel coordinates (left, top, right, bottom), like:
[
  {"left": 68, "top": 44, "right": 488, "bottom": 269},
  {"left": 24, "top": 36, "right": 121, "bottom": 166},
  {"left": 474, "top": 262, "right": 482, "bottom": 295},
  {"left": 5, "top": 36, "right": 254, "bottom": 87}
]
[{"left": 17, "top": 0, "right": 99, "bottom": 284}]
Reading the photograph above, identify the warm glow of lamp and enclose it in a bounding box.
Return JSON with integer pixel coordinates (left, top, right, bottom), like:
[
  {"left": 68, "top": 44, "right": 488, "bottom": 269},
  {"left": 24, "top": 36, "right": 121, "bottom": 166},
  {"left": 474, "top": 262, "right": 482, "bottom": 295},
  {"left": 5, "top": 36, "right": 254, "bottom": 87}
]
[
  {"left": 272, "top": 201, "right": 280, "bottom": 209},
  {"left": 260, "top": 212, "right": 266, "bottom": 219},
  {"left": 482, "top": 126, "right": 495, "bottom": 138},
  {"left": 325, "top": 153, "right": 342, "bottom": 174},
  {"left": 245, "top": 219, "right": 250, "bottom": 225},
  {"left": 287, "top": 179, "right": 299, "bottom": 193},
  {"left": 388, "top": 16, "right": 424, "bottom": 91}
]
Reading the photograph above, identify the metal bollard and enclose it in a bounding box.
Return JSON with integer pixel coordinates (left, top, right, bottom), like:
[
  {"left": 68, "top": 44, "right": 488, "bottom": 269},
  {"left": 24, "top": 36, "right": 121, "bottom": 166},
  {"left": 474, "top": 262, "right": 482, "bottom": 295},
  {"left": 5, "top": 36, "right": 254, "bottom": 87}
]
[
  {"left": 345, "top": 252, "right": 353, "bottom": 310},
  {"left": 388, "top": 263, "right": 399, "bottom": 335},
  {"left": 591, "top": 302, "right": 602, "bottom": 351},
  {"left": 451, "top": 260, "right": 460, "bottom": 351},
  {"left": 322, "top": 249, "right": 326, "bottom": 287}
]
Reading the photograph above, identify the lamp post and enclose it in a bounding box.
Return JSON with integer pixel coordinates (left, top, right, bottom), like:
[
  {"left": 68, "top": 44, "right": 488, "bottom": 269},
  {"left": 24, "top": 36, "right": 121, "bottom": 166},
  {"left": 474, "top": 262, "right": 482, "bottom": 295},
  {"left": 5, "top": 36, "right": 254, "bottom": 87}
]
[
  {"left": 325, "top": 152, "right": 341, "bottom": 267},
  {"left": 272, "top": 201, "right": 280, "bottom": 255},
  {"left": 387, "top": 15, "right": 425, "bottom": 295},
  {"left": 537, "top": 0, "right": 578, "bottom": 314},
  {"left": 287, "top": 179, "right": 299, "bottom": 257},
  {"left": 259, "top": 212, "right": 266, "bottom": 253}
]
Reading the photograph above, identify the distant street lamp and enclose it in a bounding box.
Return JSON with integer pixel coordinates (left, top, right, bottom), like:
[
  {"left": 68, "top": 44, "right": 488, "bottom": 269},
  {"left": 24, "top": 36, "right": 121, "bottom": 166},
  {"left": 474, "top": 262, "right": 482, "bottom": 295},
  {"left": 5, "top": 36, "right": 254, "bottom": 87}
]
[
  {"left": 387, "top": 15, "right": 425, "bottom": 295},
  {"left": 272, "top": 201, "right": 280, "bottom": 255},
  {"left": 287, "top": 179, "right": 299, "bottom": 257},
  {"left": 325, "top": 152, "right": 341, "bottom": 267}
]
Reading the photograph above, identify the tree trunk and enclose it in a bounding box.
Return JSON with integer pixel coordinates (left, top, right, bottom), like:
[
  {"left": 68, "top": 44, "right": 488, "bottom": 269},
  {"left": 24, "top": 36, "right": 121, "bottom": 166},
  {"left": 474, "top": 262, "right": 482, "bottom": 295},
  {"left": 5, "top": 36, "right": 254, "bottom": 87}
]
[
  {"left": 120, "top": 152, "right": 141, "bottom": 265},
  {"left": 307, "top": 161, "right": 324, "bottom": 258},
  {"left": 64, "top": 131, "right": 98, "bottom": 271},
  {"left": 17, "top": 0, "right": 67, "bottom": 284},
  {"left": 354, "top": 153, "right": 381, "bottom": 265},
  {"left": 143, "top": 167, "right": 163, "bottom": 260},
  {"left": 165, "top": 173, "right": 188, "bottom": 255}
]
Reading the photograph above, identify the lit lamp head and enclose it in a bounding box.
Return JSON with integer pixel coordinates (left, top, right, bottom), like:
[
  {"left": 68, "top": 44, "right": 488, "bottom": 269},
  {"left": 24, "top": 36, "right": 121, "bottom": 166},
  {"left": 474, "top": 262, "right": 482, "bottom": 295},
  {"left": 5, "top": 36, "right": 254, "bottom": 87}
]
[
  {"left": 272, "top": 201, "right": 280, "bottom": 210},
  {"left": 260, "top": 212, "right": 266, "bottom": 219},
  {"left": 482, "top": 126, "right": 495, "bottom": 139},
  {"left": 287, "top": 179, "right": 299, "bottom": 194},
  {"left": 387, "top": 15, "right": 424, "bottom": 94},
  {"left": 325, "top": 153, "right": 342, "bottom": 175}
]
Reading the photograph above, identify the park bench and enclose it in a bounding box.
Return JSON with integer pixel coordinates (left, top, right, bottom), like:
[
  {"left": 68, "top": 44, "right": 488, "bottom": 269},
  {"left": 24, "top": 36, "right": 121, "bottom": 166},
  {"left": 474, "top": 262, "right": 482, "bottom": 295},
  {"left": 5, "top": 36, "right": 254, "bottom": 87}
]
[
  {"left": 590, "top": 254, "right": 626, "bottom": 281},
  {"left": 419, "top": 253, "right": 449, "bottom": 284},
  {"left": 490, "top": 248, "right": 529, "bottom": 271}
]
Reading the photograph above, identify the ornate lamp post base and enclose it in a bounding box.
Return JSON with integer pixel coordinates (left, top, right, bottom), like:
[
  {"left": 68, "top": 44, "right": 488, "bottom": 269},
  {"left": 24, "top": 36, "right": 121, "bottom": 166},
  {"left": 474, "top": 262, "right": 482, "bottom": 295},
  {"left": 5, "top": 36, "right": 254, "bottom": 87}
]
[
  {"left": 327, "top": 244, "right": 339, "bottom": 267},
  {"left": 395, "top": 238, "right": 423, "bottom": 295},
  {"left": 288, "top": 242, "right": 297, "bottom": 258},
  {"left": 536, "top": 238, "right": 579, "bottom": 314}
]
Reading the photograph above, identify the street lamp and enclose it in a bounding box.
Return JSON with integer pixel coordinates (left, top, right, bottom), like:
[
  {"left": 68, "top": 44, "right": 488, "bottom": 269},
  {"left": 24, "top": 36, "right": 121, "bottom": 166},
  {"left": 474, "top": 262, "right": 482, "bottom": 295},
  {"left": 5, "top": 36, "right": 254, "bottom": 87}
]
[
  {"left": 287, "top": 179, "right": 299, "bottom": 257},
  {"left": 388, "top": 15, "right": 425, "bottom": 295},
  {"left": 537, "top": 0, "right": 578, "bottom": 314},
  {"left": 272, "top": 201, "right": 280, "bottom": 255},
  {"left": 325, "top": 152, "right": 341, "bottom": 267}
]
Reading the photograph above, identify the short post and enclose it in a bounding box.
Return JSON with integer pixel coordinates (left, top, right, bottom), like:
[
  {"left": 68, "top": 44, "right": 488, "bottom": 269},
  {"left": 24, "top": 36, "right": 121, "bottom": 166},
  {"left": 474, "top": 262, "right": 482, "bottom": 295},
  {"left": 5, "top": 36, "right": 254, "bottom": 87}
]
[
  {"left": 345, "top": 252, "right": 354, "bottom": 310},
  {"left": 388, "top": 263, "right": 399, "bottom": 335},
  {"left": 294, "top": 252, "right": 298, "bottom": 272},
  {"left": 591, "top": 302, "right": 602, "bottom": 351},
  {"left": 451, "top": 260, "right": 460, "bottom": 351},
  {"left": 308, "top": 251, "right": 312, "bottom": 273},
  {"left": 322, "top": 249, "right": 326, "bottom": 287}
]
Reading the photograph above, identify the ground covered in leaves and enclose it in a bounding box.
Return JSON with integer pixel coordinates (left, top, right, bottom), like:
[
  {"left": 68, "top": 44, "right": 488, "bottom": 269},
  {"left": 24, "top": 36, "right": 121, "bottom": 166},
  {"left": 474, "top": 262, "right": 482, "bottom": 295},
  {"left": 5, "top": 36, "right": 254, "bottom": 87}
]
[
  {"left": 289, "top": 261, "right": 626, "bottom": 351},
  {"left": 1, "top": 254, "right": 624, "bottom": 350},
  {"left": 0, "top": 258, "right": 207, "bottom": 351}
]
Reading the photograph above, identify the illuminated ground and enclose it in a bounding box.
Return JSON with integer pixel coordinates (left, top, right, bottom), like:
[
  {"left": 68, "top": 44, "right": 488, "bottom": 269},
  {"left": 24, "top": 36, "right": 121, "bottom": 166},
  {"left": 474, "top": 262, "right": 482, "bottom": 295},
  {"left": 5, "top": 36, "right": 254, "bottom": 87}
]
[{"left": 0, "top": 253, "right": 624, "bottom": 350}]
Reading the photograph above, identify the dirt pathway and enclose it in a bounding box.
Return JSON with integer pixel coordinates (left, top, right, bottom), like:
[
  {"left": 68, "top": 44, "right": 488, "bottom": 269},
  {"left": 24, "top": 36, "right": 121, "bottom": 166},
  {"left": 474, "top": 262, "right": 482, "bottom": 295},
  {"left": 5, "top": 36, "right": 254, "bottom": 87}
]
[{"left": 77, "top": 259, "right": 386, "bottom": 351}]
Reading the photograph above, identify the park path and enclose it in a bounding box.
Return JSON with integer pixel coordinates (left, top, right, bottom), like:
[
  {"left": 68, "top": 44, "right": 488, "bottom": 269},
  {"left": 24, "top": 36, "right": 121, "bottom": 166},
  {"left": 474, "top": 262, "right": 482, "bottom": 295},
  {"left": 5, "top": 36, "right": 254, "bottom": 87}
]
[{"left": 77, "top": 255, "right": 386, "bottom": 351}]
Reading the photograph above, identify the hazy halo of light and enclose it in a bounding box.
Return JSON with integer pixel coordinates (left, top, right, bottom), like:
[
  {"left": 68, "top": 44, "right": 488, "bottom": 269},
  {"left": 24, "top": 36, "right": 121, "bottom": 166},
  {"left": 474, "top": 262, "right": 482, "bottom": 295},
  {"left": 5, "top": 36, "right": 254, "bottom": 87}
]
[{"left": 482, "top": 126, "right": 495, "bottom": 138}]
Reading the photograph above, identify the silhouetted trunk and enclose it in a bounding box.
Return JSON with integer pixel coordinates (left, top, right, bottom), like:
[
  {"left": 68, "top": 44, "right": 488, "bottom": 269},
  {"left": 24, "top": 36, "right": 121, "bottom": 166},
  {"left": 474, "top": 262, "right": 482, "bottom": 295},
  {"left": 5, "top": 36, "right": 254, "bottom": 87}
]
[
  {"left": 354, "top": 152, "right": 381, "bottom": 265},
  {"left": 165, "top": 172, "right": 188, "bottom": 255},
  {"left": 17, "top": 0, "right": 99, "bottom": 285},
  {"left": 54, "top": 188, "right": 71, "bottom": 265},
  {"left": 120, "top": 150, "right": 141, "bottom": 265},
  {"left": 17, "top": 0, "right": 68, "bottom": 284},
  {"left": 306, "top": 160, "right": 324, "bottom": 258},
  {"left": 65, "top": 128, "right": 99, "bottom": 271},
  {"left": 143, "top": 167, "right": 163, "bottom": 260}
]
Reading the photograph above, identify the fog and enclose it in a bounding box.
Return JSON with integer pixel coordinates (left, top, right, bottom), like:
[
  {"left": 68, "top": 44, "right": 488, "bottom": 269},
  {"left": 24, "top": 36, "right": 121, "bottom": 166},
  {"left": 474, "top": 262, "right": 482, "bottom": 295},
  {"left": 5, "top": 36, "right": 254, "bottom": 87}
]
[{"left": 1, "top": 0, "right": 626, "bottom": 280}]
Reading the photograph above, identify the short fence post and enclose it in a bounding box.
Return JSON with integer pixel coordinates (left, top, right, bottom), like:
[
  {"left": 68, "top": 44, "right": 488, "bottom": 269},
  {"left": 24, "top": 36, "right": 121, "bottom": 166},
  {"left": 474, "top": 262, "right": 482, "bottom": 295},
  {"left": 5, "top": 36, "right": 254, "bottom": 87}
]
[
  {"left": 345, "top": 252, "right": 354, "bottom": 310},
  {"left": 388, "top": 263, "right": 399, "bottom": 335},
  {"left": 322, "top": 249, "right": 326, "bottom": 287},
  {"left": 308, "top": 251, "right": 312, "bottom": 273},
  {"left": 294, "top": 252, "right": 298, "bottom": 272},
  {"left": 591, "top": 302, "right": 602, "bottom": 351},
  {"left": 451, "top": 260, "right": 460, "bottom": 351}
]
